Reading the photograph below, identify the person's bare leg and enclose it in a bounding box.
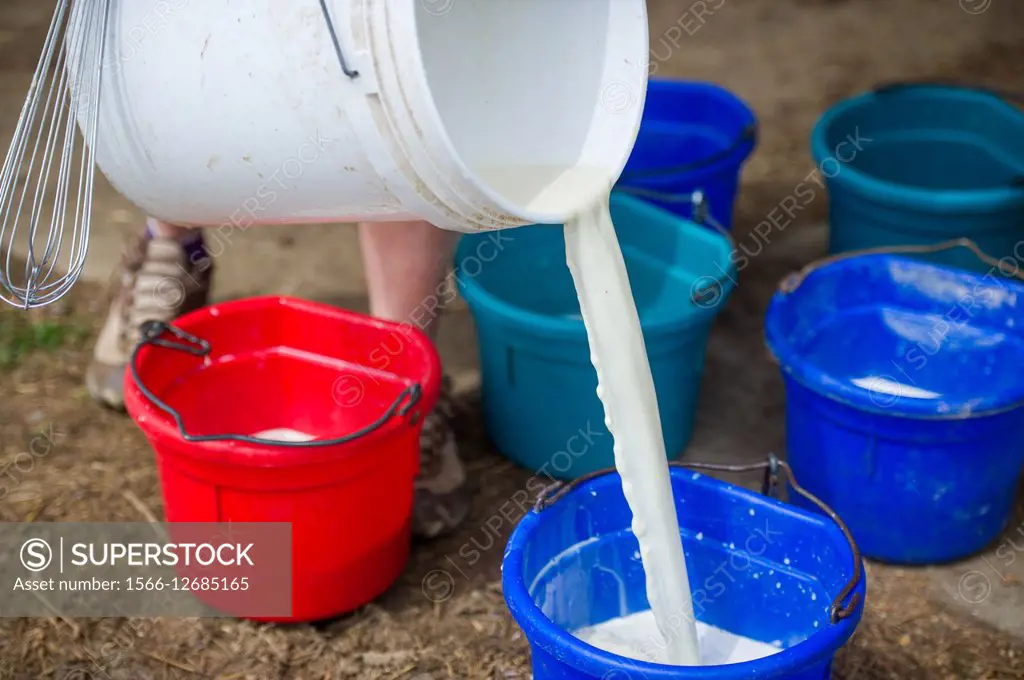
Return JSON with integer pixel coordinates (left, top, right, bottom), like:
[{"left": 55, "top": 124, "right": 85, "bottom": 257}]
[
  {"left": 359, "top": 220, "right": 460, "bottom": 338},
  {"left": 87, "top": 218, "right": 213, "bottom": 409},
  {"left": 359, "top": 220, "right": 468, "bottom": 539}
]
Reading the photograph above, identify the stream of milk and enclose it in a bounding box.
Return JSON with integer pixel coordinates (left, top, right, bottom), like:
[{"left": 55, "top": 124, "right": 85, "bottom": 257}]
[
  {"left": 563, "top": 196, "right": 701, "bottom": 665},
  {"left": 474, "top": 165, "right": 702, "bottom": 665}
]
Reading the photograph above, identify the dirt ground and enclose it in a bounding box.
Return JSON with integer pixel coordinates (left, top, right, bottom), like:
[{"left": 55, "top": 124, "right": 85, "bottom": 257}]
[{"left": 2, "top": 0, "right": 1024, "bottom": 678}]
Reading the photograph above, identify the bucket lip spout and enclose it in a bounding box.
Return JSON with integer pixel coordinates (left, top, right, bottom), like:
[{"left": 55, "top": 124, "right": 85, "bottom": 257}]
[
  {"left": 501, "top": 467, "right": 865, "bottom": 677},
  {"left": 765, "top": 253, "right": 1024, "bottom": 420},
  {"left": 456, "top": 192, "right": 736, "bottom": 342},
  {"left": 810, "top": 85, "right": 1024, "bottom": 212}
]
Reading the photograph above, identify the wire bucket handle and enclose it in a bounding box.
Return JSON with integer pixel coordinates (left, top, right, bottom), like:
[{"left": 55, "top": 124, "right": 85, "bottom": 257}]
[
  {"left": 778, "top": 237, "right": 1024, "bottom": 295},
  {"left": 318, "top": 0, "right": 360, "bottom": 78},
  {"left": 128, "top": 320, "right": 423, "bottom": 447},
  {"left": 631, "top": 190, "right": 738, "bottom": 307},
  {"left": 618, "top": 121, "right": 758, "bottom": 182},
  {"left": 532, "top": 453, "right": 863, "bottom": 625}
]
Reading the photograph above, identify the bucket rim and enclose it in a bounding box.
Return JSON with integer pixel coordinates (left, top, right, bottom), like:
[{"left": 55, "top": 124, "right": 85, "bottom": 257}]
[
  {"left": 810, "top": 85, "right": 1024, "bottom": 212},
  {"left": 456, "top": 193, "right": 737, "bottom": 341},
  {"left": 765, "top": 252, "right": 1024, "bottom": 420},
  {"left": 501, "top": 465, "right": 865, "bottom": 678},
  {"left": 124, "top": 296, "right": 442, "bottom": 465},
  {"left": 386, "top": 0, "right": 649, "bottom": 228}
]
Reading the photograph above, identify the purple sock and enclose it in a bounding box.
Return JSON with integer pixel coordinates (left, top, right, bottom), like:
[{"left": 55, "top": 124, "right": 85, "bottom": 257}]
[
  {"left": 145, "top": 223, "right": 208, "bottom": 265},
  {"left": 182, "top": 233, "right": 208, "bottom": 265}
]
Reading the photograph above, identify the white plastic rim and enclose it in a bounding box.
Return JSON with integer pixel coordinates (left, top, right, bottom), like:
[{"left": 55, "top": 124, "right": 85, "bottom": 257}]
[{"left": 85, "top": 0, "right": 649, "bottom": 233}]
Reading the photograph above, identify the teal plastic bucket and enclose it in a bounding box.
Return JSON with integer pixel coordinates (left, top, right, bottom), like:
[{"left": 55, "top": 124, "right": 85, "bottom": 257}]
[
  {"left": 456, "top": 192, "right": 735, "bottom": 480},
  {"left": 811, "top": 82, "right": 1024, "bottom": 273}
]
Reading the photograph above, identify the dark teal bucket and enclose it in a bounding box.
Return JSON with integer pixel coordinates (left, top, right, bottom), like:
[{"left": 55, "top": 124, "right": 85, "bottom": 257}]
[
  {"left": 456, "top": 193, "right": 735, "bottom": 480},
  {"left": 811, "top": 82, "right": 1024, "bottom": 273}
]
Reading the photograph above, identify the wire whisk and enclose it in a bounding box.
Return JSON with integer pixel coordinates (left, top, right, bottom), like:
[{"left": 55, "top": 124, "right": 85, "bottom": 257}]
[{"left": 0, "top": 0, "right": 110, "bottom": 309}]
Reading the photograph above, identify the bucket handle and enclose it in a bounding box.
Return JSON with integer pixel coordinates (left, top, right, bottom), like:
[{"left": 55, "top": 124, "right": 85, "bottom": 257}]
[
  {"left": 778, "top": 237, "right": 1024, "bottom": 295},
  {"left": 128, "top": 320, "right": 423, "bottom": 448},
  {"left": 318, "top": 0, "right": 360, "bottom": 78},
  {"left": 688, "top": 191, "right": 739, "bottom": 308},
  {"left": 532, "top": 453, "right": 863, "bottom": 625},
  {"left": 617, "top": 122, "right": 758, "bottom": 182},
  {"left": 615, "top": 190, "right": 739, "bottom": 308}
]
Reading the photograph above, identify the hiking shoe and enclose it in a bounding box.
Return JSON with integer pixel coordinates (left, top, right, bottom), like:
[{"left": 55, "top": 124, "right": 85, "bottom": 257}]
[
  {"left": 414, "top": 377, "right": 471, "bottom": 539},
  {"left": 86, "top": 232, "right": 212, "bottom": 410}
]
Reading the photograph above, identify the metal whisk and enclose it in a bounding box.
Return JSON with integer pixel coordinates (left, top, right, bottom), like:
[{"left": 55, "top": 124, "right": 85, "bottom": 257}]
[{"left": 0, "top": 0, "right": 110, "bottom": 309}]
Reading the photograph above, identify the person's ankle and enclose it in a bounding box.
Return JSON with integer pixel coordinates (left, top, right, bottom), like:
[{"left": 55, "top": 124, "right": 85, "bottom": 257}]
[
  {"left": 145, "top": 219, "right": 207, "bottom": 267},
  {"left": 145, "top": 218, "right": 201, "bottom": 242}
]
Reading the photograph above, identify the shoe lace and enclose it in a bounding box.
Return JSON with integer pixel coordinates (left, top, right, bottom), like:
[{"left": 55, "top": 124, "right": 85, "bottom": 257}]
[
  {"left": 419, "top": 377, "right": 457, "bottom": 475},
  {"left": 116, "top": 237, "right": 186, "bottom": 352}
]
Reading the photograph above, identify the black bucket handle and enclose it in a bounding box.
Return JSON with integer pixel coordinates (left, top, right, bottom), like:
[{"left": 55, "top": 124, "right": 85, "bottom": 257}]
[
  {"left": 610, "top": 114, "right": 757, "bottom": 224},
  {"left": 777, "top": 237, "right": 1024, "bottom": 296},
  {"left": 870, "top": 80, "right": 1024, "bottom": 188},
  {"left": 615, "top": 123, "right": 758, "bottom": 224},
  {"left": 533, "top": 453, "right": 863, "bottom": 625},
  {"left": 128, "top": 320, "right": 423, "bottom": 447},
  {"left": 618, "top": 121, "right": 758, "bottom": 183}
]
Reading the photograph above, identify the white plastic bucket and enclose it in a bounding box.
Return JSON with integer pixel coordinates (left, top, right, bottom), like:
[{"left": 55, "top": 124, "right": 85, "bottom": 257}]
[{"left": 88, "top": 0, "right": 649, "bottom": 233}]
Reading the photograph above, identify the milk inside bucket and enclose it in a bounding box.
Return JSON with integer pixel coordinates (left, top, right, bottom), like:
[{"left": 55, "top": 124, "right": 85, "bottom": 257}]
[{"left": 85, "top": 0, "right": 649, "bottom": 233}]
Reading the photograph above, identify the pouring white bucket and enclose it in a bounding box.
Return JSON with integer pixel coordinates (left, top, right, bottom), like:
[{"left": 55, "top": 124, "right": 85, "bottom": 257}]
[{"left": 89, "top": 0, "right": 649, "bottom": 233}]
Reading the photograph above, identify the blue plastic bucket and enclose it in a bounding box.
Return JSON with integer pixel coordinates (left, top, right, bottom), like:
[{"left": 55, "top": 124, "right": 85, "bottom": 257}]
[
  {"left": 502, "top": 458, "right": 866, "bottom": 679},
  {"left": 617, "top": 79, "right": 757, "bottom": 230},
  {"left": 765, "top": 239, "right": 1024, "bottom": 564},
  {"left": 811, "top": 82, "right": 1024, "bottom": 273},
  {"left": 456, "top": 192, "right": 735, "bottom": 480}
]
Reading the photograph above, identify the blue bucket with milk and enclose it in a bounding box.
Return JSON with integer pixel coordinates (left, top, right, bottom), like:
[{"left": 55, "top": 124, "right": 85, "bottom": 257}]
[
  {"left": 502, "top": 457, "right": 865, "bottom": 679},
  {"left": 766, "top": 239, "right": 1024, "bottom": 564}
]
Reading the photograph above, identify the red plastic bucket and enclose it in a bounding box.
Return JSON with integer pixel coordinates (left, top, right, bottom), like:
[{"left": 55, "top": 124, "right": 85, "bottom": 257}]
[{"left": 124, "top": 296, "right": 441, "bottom": 622}]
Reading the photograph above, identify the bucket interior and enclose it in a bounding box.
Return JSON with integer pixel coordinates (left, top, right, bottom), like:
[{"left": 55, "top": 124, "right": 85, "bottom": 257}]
[
  {"left": 515, "top": 469, "right": 859, "bottom": 658},
  {"left": 621, "top": 80, "right": 756, "bottom": 179},
  {"left": 414, "top": 0, "right": 646, "bottom": 215},
  {"left": 132, "top": 298, "right": 436, "bottom": 440},
  {"left": 766, "top": 255, "right": 1024, "bottom": 417},
  {"left": 157, "top": 353, "right": 411, "bottom": 441},
  {"left": 457, "top": 193, "right": 734, "bottom": 328},
  {"left": 819, "top": 87, "right": 1024, "bottom": 191}
]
